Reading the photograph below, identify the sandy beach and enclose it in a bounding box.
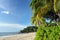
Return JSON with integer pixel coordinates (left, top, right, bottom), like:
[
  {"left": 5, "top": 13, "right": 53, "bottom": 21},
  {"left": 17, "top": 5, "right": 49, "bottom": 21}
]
[{"left": 0, "top": 32, "right": 36, "bottom": 40}]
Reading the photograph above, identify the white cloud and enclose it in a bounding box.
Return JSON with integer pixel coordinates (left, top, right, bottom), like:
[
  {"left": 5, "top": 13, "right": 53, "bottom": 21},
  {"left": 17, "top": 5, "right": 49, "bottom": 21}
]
[
  {"left": 1, "top": 11, "right": 10, "bottom": 14},
  {"left": 0, "top": 5, "right": 10, "bottom": 15},
  {"left": 0, "top": 23, "right": 27, "bottom": 29}
]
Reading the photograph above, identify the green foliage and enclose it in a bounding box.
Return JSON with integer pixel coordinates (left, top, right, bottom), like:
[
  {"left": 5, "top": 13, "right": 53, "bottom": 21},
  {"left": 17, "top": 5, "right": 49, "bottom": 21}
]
[
  {"left": 56, "top": 0, "right": 60, "bottom": 10},
  {"left": 35, "top": 26, "right": 60, "bottom": 40},
  {"left": 30, "top": 0, "right": 51, "bottom": 26},
  {"left": 30, "top": 0, "right": 60, "bottom": 26},
  {"left": 20, "top": 26, "right": 37, "bottom": 33}
]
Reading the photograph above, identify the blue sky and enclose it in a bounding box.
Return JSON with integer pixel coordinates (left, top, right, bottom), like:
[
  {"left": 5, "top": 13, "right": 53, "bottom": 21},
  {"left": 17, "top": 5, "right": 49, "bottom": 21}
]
[{"left": 0, "top": 0, "right": 32, "bottom": 32}]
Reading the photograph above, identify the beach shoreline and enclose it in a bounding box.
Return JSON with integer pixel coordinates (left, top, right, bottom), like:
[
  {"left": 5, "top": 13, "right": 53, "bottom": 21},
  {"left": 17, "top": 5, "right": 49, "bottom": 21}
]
[{"left": 0, "top": 32, "right": 35, "bottom": 40}]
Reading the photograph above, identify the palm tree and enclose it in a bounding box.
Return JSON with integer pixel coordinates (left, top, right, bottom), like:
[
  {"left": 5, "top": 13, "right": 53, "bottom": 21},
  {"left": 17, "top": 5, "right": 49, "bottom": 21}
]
[
  {"left": 30, "top": 0, "right": 50, "bottom": 27},
  {"left": 30, "top": 0, "right": 59, "bottom": 26}
]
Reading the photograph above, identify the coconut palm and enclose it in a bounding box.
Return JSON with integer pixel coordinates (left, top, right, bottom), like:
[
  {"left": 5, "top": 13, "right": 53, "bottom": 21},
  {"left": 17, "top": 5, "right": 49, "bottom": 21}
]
[
  {"left": 30, "top": 0, "right": 50, "bottom": 27},
  {"left": 30, "top": 0, "right": 59, "bottom": 26}
]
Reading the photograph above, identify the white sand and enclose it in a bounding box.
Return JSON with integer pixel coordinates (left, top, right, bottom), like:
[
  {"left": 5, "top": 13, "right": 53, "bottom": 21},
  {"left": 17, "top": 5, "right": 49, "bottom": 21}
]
[{"left": 0, "top": 32, "right": 36, "bottom": 40}]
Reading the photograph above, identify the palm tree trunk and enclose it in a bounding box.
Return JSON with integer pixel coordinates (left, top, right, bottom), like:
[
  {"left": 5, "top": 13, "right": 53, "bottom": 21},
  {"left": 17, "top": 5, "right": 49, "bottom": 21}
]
[
  {"left": 54, "top": 0, "right": 56, "bottom": 12},
  {"left": 51, "top": 0, "right": 56, "bottom": 12}
]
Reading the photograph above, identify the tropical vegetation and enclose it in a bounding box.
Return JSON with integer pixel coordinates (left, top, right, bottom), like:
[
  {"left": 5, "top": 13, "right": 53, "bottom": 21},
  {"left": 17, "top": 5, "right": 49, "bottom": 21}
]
[
  {"left": 30, "top": 0, "right": 60, "bottom": 40},
  {"left": 30, "top": 0, "right": 60, "bottom": 26},
  {"left": 20, "top": 26, "right": 37, "bottom": 33},
  {"left": 35, "top": 26, "right": 60, "bottom": 40}
]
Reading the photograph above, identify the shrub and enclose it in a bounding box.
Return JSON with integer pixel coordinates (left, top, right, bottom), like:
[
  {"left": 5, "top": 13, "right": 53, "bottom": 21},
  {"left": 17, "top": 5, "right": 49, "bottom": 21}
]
[{"left": 35, "top": 26, "right": 60, "bottom": 40}]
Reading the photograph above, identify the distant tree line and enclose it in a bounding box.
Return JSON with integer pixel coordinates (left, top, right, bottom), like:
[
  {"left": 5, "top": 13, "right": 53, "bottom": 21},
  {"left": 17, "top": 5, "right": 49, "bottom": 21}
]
[{"left": 20, "top": 26, "right": 37, "bottom": 33}]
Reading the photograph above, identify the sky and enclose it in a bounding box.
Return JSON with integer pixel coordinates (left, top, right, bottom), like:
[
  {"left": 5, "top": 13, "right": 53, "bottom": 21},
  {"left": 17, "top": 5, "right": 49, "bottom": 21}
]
[{"left": 0, "top": 0, "right": 32, "bottom": 32}]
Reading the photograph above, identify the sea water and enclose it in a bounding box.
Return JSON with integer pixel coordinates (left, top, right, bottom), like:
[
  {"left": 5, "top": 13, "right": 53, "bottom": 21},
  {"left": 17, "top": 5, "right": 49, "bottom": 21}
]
[{"left": 0, "top": 32, "right": 19, "bottom": 36}]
